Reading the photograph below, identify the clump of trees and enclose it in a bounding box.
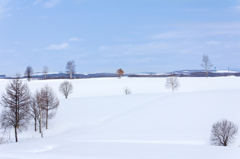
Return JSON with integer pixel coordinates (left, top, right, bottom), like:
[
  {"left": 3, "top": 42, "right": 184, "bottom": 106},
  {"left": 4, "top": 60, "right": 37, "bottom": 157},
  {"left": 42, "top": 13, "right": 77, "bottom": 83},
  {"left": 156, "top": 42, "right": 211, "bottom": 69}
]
[
  {"left": 165, "top": 76, "right": 180, "bottom": 93},
  {"left": 66, "top": 60, "right": 76, "bottom": 79},
  {"left": 0, "top": 77, "right": 60, "bottom": 142},
  {"left": 25, "top": 66, "right": 34, "bottom": 82},
  {"left": 116, "top": 69, "right": 124, "bottom": 78},
  {"left": 59, "top": 81, "right": 73, "bottom": 99},
  {"left": 29, "top": 86, "right": 59, "bottom": 137},
  {"left": 201, "top": 54, "right": 213, "bottom": 78},
  {"left": 210, "top": 119, "right": 238, "bottom": 146}
]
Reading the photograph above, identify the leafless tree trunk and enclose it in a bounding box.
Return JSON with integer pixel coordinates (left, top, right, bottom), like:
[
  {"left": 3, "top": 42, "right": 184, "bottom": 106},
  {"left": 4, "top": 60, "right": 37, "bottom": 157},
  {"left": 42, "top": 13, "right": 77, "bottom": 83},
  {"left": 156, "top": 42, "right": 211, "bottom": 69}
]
[
  {"left": 40, "top": 102, "right": 43, "bottom": 138},
  {"left": 0, "top": 76, "right": 31, "bottom": 142},
  {"left": 59, "top": 81, "right": 73, "bottom": 99},
  {"left": 66, "top": 61, "right": 76, "bottom": 79},
  {"left": 165, "top": 76, "right": 180, "bottom": 93},
  {"left": 201, "top": 54, "right": 213, "bottom": 78},
  {"left": 29, "top": 95, "right": 39, "bottom": 131},
  {"left": 211, "top": 119, "right": 238, "bottom": 146},
  {"left": 35, "top": 90, "right": 44, "bottom": 137},
  {"left": 116, "top": 69, "right": 124, "bottom": 78},
  {"left": 42, "top": 66, "right": 49, "bottom": 79},
  {"left": 24, "top": 66, "right": 34, "bottom": 82},
  {"left": 42, "top": 85, "right": 59, "bottom": 129}
]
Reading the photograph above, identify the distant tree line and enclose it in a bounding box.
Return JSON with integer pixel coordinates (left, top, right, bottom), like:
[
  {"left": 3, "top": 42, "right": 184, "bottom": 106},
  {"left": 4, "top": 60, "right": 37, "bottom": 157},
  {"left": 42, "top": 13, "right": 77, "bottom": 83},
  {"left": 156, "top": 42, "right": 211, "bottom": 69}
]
[
  {"left": 13, "top": 55, "right": 239, "bottom": 80},
  {"left": 23, "top": 60, "right": 76, "bottom": 81}
]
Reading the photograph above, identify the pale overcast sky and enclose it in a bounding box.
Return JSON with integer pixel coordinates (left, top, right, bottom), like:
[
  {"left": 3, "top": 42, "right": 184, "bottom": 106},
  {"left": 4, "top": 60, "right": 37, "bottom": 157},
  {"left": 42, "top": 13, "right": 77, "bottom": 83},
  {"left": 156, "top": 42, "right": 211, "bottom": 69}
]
[{"left": 1, "top": 0, "right": 240, "bottom": 75}]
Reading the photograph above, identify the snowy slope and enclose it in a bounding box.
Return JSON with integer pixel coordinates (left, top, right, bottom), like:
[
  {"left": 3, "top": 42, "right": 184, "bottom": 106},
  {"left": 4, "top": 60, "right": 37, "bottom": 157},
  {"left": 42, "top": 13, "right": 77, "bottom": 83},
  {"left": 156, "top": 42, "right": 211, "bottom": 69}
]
[{"left": 0, "top": 77, "right": 240, "bottom": 159}]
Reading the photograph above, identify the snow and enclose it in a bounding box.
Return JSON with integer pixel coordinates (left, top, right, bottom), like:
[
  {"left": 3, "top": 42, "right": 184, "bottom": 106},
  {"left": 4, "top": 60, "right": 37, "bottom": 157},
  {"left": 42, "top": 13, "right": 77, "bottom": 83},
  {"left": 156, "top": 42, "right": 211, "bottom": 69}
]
[
  {"left": 0, "top": 77, "right": 240, "bottom": 158},
  {"left": 33, "top": 72, "right": 62, "bottom": 76},
  {"left": 216, "top": 70, "right": 239, "bottom": 73}
]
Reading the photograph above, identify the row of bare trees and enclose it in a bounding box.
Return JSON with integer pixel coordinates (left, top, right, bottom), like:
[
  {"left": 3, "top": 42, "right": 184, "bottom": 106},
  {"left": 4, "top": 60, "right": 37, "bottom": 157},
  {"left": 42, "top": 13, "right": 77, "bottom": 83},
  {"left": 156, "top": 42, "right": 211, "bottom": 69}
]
[
  {"left": 24, "top": 54, "right": 212, "bottom": 82},
  {"left": 24, "top": 60, "right": 76, "bottom": 81},
  {"left": 116, "top": 55, "right": 212, "bottom": 79},
  {"left": 30, "top": 85, "right": 59, "bottom": 135},
  {"left": 0, "top": 76, "right": 59, "bottom": 142},
  {"left": 24, "top": 65, "right": 48, "bottom": 82},
  {"left": 25, "top": 65, "right": 49, "bottom": 82}
]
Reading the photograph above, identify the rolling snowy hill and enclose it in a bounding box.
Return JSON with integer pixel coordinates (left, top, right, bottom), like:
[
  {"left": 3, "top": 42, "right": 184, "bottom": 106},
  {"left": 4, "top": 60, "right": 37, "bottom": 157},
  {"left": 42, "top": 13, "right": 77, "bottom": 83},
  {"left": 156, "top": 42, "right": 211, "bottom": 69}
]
[{"left": 0, "top": 77, "right": 240, "bottom": 159}]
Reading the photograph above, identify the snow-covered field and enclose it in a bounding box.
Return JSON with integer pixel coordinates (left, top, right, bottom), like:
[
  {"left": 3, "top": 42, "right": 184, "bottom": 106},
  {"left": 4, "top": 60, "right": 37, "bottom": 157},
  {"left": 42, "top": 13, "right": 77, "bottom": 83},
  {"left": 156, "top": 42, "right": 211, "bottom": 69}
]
[{"left": 0, "top": 77, "right": 240, "bottom": 159}]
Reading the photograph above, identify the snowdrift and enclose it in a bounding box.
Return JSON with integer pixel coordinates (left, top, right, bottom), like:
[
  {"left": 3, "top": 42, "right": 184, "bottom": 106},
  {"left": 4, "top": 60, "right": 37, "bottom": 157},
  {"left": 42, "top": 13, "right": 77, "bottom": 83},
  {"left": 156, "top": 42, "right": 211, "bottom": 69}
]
[{"left": 0, "top": 77, "right": 240, "bottom": 159}]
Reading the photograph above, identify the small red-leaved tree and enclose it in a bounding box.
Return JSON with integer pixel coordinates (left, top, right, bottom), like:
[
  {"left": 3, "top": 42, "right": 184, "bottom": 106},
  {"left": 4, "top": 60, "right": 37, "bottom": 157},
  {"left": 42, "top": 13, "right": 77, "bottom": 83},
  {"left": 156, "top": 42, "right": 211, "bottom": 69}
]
[{"left": 116, "top": 69, "right": 124, "bottom": 78}]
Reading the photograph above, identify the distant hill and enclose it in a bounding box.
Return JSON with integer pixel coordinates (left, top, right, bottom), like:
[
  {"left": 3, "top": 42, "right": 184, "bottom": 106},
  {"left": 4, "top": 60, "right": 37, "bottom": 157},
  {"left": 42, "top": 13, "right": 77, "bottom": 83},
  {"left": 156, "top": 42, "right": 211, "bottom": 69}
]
[{"left": 2, "top": 69, "right": 240, "bottom": 79}]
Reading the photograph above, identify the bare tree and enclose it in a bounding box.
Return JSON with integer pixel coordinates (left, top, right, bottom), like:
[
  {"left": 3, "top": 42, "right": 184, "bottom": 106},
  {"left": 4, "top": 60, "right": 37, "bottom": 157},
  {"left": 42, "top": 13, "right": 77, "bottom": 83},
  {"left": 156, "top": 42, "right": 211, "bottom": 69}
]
[
  {"left": 0, "top": 76, "right": 30, "bottom": 142},
  {"left": 29, "top": 95, "right": 40, "bottom": 132},
  {"left": 31, "top": 89, "right": 45, "bottom": 137},
  {"left": 42, "top": 85, "right": 59, "bottom": 129},
  {"left": 116, "top": 69, "right": 124, "bottom": 78},
  {"left": 42, "top": 66, "right": 49, "bottom": 79},
  {"left": 165, "top": 76, "right": 180, "bottom": 93},
  {"left": 211, "top": 119, "right": 238, "bottom": 146},
  {"left": 124, "top": 87, "right": 131, "bottom": 95},
  {"left": 66, "top": 61, "right": 76, "bottom": 79},
  {"left": 201, "top": 54, "right": 213, "bottom": 78},
  {"left": 59, "top": 81, "right": 73, "bottom": 99},
  {"left": 35, "top": 90, "right": 44, "bottom": 137},
  {"left": 24, "top": 66, "right": 34, "bottom": 82}
]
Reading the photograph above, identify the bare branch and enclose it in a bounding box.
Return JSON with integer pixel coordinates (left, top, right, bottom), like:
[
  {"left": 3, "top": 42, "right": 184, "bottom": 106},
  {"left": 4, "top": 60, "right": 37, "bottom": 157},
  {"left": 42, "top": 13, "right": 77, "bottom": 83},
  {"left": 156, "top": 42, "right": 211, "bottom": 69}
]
[
  {"left": 201, "top": 54, "right": 213, "bottom": 78},
  {"left": 165, "top": 76, "right": 180, "bottom": 93},
  {"left": 41, "top": 85, "right": 59, "bottom": 129},
  {"left": 24, "top": 66, "right": 34, "bottom": 82},
  {"left": 0, "top": 77, "right": 31, "bottom": 142},
  {"left": 66, "top": 61, "right": 76, "bottom": 79},
  {"left": 42, "top": 66, "right": 49, "bottom": 80},
  {"left": 59, "top": 81, "right": 73, "bottom": 99},
  {"left": 210, "top": 119, "right": 238, "bottom": 146}
]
